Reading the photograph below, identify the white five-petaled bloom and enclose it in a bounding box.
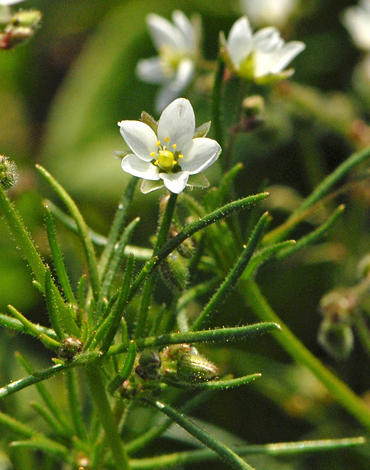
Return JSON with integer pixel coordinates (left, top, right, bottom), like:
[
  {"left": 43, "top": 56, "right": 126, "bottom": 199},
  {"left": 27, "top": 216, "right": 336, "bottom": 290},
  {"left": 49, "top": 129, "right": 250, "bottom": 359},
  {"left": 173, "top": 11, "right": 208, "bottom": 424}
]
[
  {"left": 118, "top": 98, "right": 221, "bottom": 195},
  {"left": 222, "top": 16, "right": 305, "bottom": 82},
  {"left": 136, "top": 11, "right": 200, "bottom": 113},
  {"left": 0, "top": 0, "right": 25, "bottom": 4},
  {"left": 241, "top": 0, "right": 297, "bottom": 28},
  {"left": 342, "top": 0, "right": 370, "bottom": 51}
]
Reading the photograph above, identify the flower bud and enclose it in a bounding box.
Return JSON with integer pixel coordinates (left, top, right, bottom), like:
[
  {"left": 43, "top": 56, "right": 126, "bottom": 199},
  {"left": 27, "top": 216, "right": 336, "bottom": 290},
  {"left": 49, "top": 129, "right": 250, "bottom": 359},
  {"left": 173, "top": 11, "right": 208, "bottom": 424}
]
[
  {"left": 0, "top": 155, "right": 17, "bottom": 189},
  {"left": 9, "top": 9, "right": 42, "bottom": 28},
  {"left": 318, "top": 317, "right": 354, "bottom": 359},
  {"left": 357, "top": 254, "right": 370, "bottom": 280},
  {"left": 242, "top": 95, "right": 265, "bottom": 117},
  {"left": 58, "top": 337, "right": 83, "bottom": 360},
  {"left": 135, "top": 351, "right": 161, "bottom": 381},
  {"left": 177, "top": 353, "right": 218, "bottom": 383},
  {"left": 159, "top": 252, "right": 189, "bottom": 292}
]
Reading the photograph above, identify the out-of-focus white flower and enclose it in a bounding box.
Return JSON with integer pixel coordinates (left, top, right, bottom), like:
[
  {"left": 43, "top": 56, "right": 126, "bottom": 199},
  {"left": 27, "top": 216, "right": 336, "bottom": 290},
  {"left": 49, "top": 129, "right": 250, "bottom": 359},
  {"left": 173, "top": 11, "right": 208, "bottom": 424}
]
[
  {"left": 118, "top": 98, "right": 221, "bottom": 194},
  {"left": 0, "top": 0, "right": 25, "bottom": 4},
  {"left": 240, "top": 0, "right": 297, "bottom": 28},
  {"left": 222, "top": 16, "right": 305, "bottom": 82},
  {"left": 136, "top": 11, "right": 200, "bottom": 113},
  {"left": 342, "top": 0, "right": 370, "bottom": 51}
]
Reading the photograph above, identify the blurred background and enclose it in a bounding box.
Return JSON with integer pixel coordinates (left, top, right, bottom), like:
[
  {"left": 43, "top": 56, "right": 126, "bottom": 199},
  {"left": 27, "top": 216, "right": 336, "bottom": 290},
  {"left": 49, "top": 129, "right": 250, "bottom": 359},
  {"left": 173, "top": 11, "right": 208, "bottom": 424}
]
[{"left": 2, "top": 0, "right": 370, "bottom": 468}]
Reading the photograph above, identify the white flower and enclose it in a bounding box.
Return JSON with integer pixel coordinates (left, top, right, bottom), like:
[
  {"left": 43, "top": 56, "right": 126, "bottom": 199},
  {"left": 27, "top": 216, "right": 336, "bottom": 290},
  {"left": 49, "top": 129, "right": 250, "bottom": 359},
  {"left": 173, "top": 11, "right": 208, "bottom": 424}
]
[
  {"left": 222, "top": 16, "right": 305, "bottom": 82},
  {"left": 136, "top": 11, "right": 199, "bottom": 113},
  {"left": 342, "top": 0, "right": 370, "bottom": 51},
  {"left": 241, "top": 0, "right": 297, "bottom": 28},
  {"left": 118, "top": 98, "right": 221, "bottom": 194}
]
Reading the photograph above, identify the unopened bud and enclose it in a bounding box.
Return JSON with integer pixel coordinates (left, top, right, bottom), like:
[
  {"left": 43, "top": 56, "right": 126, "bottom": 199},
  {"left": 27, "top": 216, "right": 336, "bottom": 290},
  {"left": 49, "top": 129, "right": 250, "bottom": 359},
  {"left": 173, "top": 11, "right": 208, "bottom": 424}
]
[
  {"left": 318, "top": 318, "right": 354, "bottom": 359},
  {"left": 242, "top": 95, "right": 265, "bottom": 117},
  {"left": 9, "top": 9, "right": 42, "bottom": 28},
  {"left": 58, "top": 337, "right": 83, "bottom": 360},
  {"left": 135, "top": 351, "right": 161, "bottom": 381},
  {"left": 0, "top": 155, "right": 17, "bottom": 189},
  {"left": 177, "top": 353, "right": 218, "bottom": 383},
  {"left": 159, "top": 252, "right": 189, "bottom": 292}
]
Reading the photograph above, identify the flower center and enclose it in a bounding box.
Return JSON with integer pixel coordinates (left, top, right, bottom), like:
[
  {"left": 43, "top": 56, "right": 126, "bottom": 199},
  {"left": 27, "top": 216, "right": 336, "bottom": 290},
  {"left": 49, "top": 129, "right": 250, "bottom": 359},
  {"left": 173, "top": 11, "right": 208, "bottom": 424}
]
[{"left": 151, "top": 137, "right": 183, "bottom": 173}]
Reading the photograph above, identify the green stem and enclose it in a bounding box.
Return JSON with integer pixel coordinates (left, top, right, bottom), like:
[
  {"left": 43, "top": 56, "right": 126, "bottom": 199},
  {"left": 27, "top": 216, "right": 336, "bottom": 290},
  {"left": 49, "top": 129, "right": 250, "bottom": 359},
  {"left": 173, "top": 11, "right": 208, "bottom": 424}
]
[
  {"left": 85, "top": 364, "right": 130, "bottom": 470},
  {"left": 66, "top": 369, "right": 88, "bottom": 441},
  {"left": 243, "top": 280, "right": 370, "bottom": 433},
  {"left": 0, "top": 185, "right": 45, "bottom": 286}
]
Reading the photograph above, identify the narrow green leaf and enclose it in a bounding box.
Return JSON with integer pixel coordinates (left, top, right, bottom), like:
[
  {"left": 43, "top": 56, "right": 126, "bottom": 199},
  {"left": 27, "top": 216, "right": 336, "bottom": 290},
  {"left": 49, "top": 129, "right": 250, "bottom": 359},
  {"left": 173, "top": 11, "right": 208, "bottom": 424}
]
[
  {"left": 276, "top": 204, "right": 345, "bottom": 260},
  {"left": 0, "top": 185, "right": 45, "bottom": 287},
  {"left": 147, "top": 399, "right": 255, "bottom": 470},
  {"left": 108, "top": 340, "right": 137, "bottom": 395},
  {"left": 241, "top": 240, "right": 296, "bottom": 281},
  {"left": 7, "top": 305, "right": 60, "bottom": 351},
  {"left": 9, "top": 439, "right": 68, "bottom": 459},
  {"left": 264, "top": 145, "right": 370, "bottom": 244},
  {"left": 0, "top": 313, "right": 58, "bottom": 340},
  {"left": 205, "top": 163, "right": 244, "bottom": 211},
  {"left": 30, "top": 402, "right": 70, "bottom": 438},
  {"left": 98, "top": 176, "right": 137, "bottom": 277},
  {"left": 45, "top": 207, "right": 77, "bottom": 305},
  {"left": 100, "top": 255, "right": 135, "bottom": 353},
  {"left": 109, "top": 323, "right": 280, "bottom": 356},
  {"left": 172, "top": 374, "right": 262, "bottom": 390},
  {"left": 17, "top": 353, "right": 73, "bottom": 435},
  {"left": 66, "top": 369, "right": 88, "bottom": 441},
  {"left": 36, "top": 165, "right": 100, "bottom": 302},
  {"left": 192, "top": 212, "right": 269, "bottom": 330},
  {"left": 44, "top": 267, "right": 66, "bottom": 340},
  {"left": 128, "top": 192, "right": 269, "bottom": 302}
]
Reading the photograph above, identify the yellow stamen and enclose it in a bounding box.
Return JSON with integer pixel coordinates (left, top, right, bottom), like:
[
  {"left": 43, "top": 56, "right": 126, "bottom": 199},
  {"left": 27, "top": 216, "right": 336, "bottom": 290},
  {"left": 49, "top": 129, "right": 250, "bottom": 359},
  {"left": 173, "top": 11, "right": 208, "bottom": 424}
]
[
  {"left": 154, "top": 160, "right": 159, "bottom": 165},
  {"left": 173, "top": 160, "right": 177, "bottom": 165},
  {"left": 165, "top": 137, "right": 170, "bottom": 143},
  {"left": 157, "top": 141, "right": 161, "bottom": 146},
  {"left": 150, "top": 152, "right": 156, "bottom": 157},
  {"left": 172, "top": 144, "right": 177, "bottom": 149},
  {"left": 178, "top": 154, "right": 184, "bottom": 159}
]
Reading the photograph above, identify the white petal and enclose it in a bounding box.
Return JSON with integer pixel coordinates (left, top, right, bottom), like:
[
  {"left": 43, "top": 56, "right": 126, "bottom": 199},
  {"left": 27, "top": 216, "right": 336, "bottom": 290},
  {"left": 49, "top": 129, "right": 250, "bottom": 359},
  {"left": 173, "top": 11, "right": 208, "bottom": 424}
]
[
  {"left": 268, "top": 41, "right": 305, "bottom": 73},
  {"left": 241, "top": 0, "right": 296, "bottom": 27},
  {"left": 0, "top": 0, "right": 25, "bottom": 4},
  {"left": 121, "top": 154, "right": 159, "bottom": 180},
  {"left": 253, "top": 27, "right": 283, "bottom": 53},
  {"left": 172, "top": 10, "right": 195, "bottom": 51},
  {"left": 181, "top": 138, "right": 221, "bottom": 174},
  {"left": 147, "top": 13, "right": 187, "bottom": 51},
  {"left": 154, "top": 59, "right": 194, "bottom": 112},
  {"left": 342, "top": 7, "right": 370, "bottom": 50},
  {"left": 136, "top": 57, "right": 168, "bottom": 84},
  {"left": 160, "top": 171, "right": 190, "bottom": 194},
  {"left": 226, "top": 17, "right": 253, "bottom": 69},
  {"left": 157, "top": 98, "right": 195, "bottom": 150},
  {"left": 118, "top": 121, "right": 157, "bottom": 162}
]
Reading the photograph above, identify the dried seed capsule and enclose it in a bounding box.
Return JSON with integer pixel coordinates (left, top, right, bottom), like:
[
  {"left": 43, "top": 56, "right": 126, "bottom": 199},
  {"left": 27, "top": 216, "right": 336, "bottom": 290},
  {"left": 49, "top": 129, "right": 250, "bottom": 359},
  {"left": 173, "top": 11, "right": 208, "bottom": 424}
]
[{"left": 58, "top": 337, "right": 83, "bottom": 360}]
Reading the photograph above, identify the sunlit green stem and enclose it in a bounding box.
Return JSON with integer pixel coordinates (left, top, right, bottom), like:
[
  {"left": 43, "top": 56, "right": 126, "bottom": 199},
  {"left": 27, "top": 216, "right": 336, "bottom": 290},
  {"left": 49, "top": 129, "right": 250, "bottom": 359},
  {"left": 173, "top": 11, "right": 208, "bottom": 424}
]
[
  {"left": 243, "top": 280, "right": 370, "bottom": 433},
  {"left": 66, "top": 369, "right": 88, "bottom": 441},
  {"left": 212, "top": 56, "right": 225, "bottom": 151}
]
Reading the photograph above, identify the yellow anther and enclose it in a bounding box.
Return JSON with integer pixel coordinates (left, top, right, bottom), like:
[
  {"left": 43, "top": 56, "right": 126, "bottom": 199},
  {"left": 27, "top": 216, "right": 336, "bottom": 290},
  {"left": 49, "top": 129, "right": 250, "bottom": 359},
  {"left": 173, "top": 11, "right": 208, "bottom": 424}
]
[
  {"left": 178, "top": 154, "right": 184, "bottom": 159},
  {"left": 165, "top": 137, "right": 170, "bottom": 143},
  {"left": 157, "top": 141, "right": 161, "bottom": 146},
  {"left": 154, "top": 160, "right": 159, "bottom": 165},
  {"left": 172, "top": 143, "right": 177, "bottom": 149},
  {"left": 173, "top": 160, "right": 177, "bottom": 165},
  {"left": 150, "top": 152, "right": 156, "bottom": 157}
]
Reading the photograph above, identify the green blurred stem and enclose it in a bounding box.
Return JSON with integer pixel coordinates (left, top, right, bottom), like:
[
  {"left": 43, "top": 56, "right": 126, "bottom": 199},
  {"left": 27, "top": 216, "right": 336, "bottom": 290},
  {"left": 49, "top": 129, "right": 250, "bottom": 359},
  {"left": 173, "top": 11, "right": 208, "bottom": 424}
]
[
  {"left": 0, "top": 313, "right": 58, "bottom": 339},
  {"left": 243, "top": 280, "right": 370, "bottom": 433},
  {"left": 85, "top": 364, "right": 130, "bottom": 470},
  {"left": 0, "top": 185, "right": 45, "bottom": 287},
  {"left": 37, "top": 165, "right": 101, "bottom": 302},
  {"left": 264, "top": 145, "right": 370, "bottom": 245},
  {"left": 66, "top": 369, "right": 88, "bottom": 441}
]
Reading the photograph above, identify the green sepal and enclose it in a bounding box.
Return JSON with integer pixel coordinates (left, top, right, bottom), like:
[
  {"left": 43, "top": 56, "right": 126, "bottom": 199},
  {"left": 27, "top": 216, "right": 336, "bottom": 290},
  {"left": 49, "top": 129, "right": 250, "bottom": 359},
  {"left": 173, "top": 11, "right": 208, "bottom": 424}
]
[
  {"left": 193, "top": 121, "right": 211, "bottom": 138},
  {"left": 141, "top": 179, "right": 164, "bottom": 194},
  {"left": 187, "top": 173, "right": 210, "bottom": 188},
  {"left": 141, "top": 111, "right": 158, "bottom": 134}
]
